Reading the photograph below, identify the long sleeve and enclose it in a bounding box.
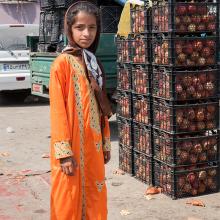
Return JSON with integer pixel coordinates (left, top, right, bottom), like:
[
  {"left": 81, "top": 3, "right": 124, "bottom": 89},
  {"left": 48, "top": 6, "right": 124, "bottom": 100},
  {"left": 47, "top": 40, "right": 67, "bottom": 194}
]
[
  {"left": 49, "top": 56, "right": 73, "bottom": 159},
  {"left": 102, "top": 116, "right": 111, "bottom": 152}
]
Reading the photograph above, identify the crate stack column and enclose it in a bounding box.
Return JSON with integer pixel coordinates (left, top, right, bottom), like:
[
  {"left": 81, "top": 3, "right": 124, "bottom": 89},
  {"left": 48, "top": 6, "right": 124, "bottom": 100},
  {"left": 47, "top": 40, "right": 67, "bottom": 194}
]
[
  {"left": 130, "top": 2, "right": 153, "bottom": 185},
  {"left": 151, "top": 0, "right": 219, "bottom": 199},
  {"left": 38, "top": 0, "right": 68, "bottom": 52},
  {"left": 116, "top": 1, "right": 153, "bottom": 182}
]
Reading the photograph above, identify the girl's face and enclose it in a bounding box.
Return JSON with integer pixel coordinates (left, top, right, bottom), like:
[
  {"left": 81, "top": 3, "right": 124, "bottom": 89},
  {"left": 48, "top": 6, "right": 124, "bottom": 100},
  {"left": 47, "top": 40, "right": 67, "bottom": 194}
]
[{"left": 71, "top": 11, "right": 97, "bottom": 49}]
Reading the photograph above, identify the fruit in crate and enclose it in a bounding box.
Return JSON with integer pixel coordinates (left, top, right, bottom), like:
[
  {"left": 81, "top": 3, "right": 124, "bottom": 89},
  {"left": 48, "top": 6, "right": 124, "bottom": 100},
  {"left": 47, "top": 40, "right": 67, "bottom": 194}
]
[
  {"left": 120, "top": 123, "right": 130, "bottom": 146},
  {"left": 120, "top": 150, "right": 131, "bottom": 173},
  {"left": 134, "top": 97, "right": 149, "bottom": 124},
  {"left": 118, "top": 95, "right": 130, "bottom": 118},
  {"left": 156, "top": 132, "right": 218, "bottom": 165},
  {"left": 157, "top": 163, "right": 218, "bottom": 197},
  {"left": 133, "top": 68, "right": 148, "bottom": 94},
  {"left": 118, "top": 69, "right": 130, "bottom": 90},
  {"left": 136, "top": 129, "right": 150, "bottom": 154},
  {"left": 154, "top": 69, "right": 217, "bottom": 100},
  {"left": 154, "top": 102, "right": 217, "bottom": 132},
  {"left": 131, "top": 6, "right": 145, "bottom": 33},
  {"left": 132, "top": 37, "right": 147, "bottom": 63},
  {"left": 135, "top": 154, "right": 150, "bottom": 182}
]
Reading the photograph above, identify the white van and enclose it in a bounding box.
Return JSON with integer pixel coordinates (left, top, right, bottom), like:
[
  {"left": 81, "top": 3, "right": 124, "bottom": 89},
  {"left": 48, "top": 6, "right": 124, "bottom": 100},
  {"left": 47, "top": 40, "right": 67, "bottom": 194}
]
[{"left": 0, "top": 24, "right": 39, "bottom": 100}]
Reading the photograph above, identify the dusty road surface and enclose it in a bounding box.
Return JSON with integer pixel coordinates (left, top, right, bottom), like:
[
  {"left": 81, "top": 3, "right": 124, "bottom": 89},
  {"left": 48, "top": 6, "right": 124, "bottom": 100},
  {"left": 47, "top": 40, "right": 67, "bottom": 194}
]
[{"left": 0, "top": 94, "right": 220, "bottom": 220}]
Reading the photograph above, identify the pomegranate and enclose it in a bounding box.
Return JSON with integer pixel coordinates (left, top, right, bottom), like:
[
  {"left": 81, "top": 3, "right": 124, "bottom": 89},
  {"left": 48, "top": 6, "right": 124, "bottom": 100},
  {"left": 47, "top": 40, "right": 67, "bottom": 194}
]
[
  {"left": 177, "top": 176, "right": 186, "bottom": 188},
  {"left": 193, "top": 143, "right": 203, "bottom": 154},
  {"left": 176, "top": 5, "right": 187, "bottom": 15},
  {"left": 178, "top": 24, "right": 187, "bottom": 32},
  {"left": 191, "top": 15, "right": 201, "bottom": 24},
  {"left": 188, "top": 23, "right": 196, "bottom": 32},
  {"left": 197, "top": 121, "right": 205, "bottom": 130},
  {"left": 196, "top": 108, "right": 205, "bottom": 121},
  {"left": 191, "top": 188, "right": 198, "bottom": 196},
  {"left": 187, "top": 108, "right": 195, "bottom": 120},
  {"left": 177, "top": 53, "right": 186, "bottom": 63},
  {"left": 206, "top": 57, "right": 215, "bottom": 65},
  {"left": 199, "top": 152, "right": 207, "bottom": 162},
  {"left": 188, "top": 5, "right": 197, "bottom": 14},
  {"left": 197, "top": 6, "right": 207, "bottom": 15},
  {"left": 207, "top": 23, "right": 216, "bottom": 32},
  {"left": 206, "top": 40, "right": 215, "bottom": 48},
  {"left": 186, "top": 86, "right": 195, "bottom": 96},
  {"left": 202, "top": 47, "right": 211, "bottom": 57},
  {"left": 182, "top": 75, "right": 192, "bottom": 86},
  {"left": 183, "top": 183, "right": 192, "bottom": 193},
  {"left": 199, "top": 171, "right": 207, "bottom": 181},
  {"left": 189, "top": 154, "right": 197, "bottom": 164},
  {"left": 175, "top": 43, "right": 183, "bottom": 54},
  {"left": 176, "top": 84, "right": 183, "bottom": 93},
  {"left": 191, "top": 52, "right": 199, "bottom": 61},
  {"left": 207, "top": 105, "right": 215, "bottom": 113},
  {"left": 197, "top": 23, "right": 206, "bottom": 31},
  {"left": 206, "top": 121, "right": 215, "bottom": 130},
  {"left": 187, "top": 172, "right": 196, "bottom": 184},
  {"left": 193, "top": 41, "right": 203, "bottom": 51},
  {"left": 208, "top": 169, "right": 217, "bottom": 177},
  {"left": 184, "top": 43, "right": 193, "bottom": 54},
  {"left": 197, "top": 57, "right": 206, "bottom": 66},
  {"left": 201, "top": 15, "right": 209, "bottom": 23},
  {"left": 198, "top": 182, "right": 206, "bottom": 193}
]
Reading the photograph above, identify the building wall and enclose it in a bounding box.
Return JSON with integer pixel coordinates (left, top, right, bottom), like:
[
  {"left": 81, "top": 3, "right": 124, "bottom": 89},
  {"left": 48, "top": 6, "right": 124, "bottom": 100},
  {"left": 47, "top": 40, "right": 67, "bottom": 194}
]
[{"left": 0, "top": 1, "right": 40, "bottom": 24}]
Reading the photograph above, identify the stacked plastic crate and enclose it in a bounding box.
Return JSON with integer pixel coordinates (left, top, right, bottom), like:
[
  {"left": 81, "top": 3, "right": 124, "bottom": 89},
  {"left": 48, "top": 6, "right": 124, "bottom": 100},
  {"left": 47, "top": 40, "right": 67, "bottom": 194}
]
[
  {"left": 116, "top": 2, "right": 153, "bottom": 184},
  {"left": 38, "top": 0, "right": 74, "bottom": 52},
  {"left": 151, "top": 0, "right": 220, "bottom": 199}
]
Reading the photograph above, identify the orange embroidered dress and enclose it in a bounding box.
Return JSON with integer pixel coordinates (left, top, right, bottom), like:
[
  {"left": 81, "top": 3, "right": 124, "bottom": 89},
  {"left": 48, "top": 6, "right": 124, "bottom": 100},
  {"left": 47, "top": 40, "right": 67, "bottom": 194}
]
[{"left": 49, "top": 53, "right": 111, "bottom": 220}]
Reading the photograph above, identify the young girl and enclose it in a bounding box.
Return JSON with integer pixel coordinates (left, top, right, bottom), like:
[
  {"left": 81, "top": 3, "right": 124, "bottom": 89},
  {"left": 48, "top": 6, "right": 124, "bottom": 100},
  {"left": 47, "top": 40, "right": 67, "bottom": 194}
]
[{"left": 49, "top": 1, "right": 112, "bottom": 219}]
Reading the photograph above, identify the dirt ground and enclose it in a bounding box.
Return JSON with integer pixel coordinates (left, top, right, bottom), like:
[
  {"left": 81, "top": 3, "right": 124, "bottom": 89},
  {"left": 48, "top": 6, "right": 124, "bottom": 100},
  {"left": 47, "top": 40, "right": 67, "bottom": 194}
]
[{"left": 0, "top": 94, "right": 220, "bottom": 220}]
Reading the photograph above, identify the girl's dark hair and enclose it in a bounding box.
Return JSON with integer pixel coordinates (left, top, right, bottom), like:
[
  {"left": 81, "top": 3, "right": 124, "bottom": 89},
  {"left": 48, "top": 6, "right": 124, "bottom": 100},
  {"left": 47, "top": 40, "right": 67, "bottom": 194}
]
[{"left": 65, "top": 1, "right": 100, "bottom": 53}]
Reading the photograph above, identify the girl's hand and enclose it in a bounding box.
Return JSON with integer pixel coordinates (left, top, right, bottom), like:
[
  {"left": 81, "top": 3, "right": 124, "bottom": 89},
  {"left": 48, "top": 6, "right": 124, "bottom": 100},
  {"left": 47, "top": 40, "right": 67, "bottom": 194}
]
[
  {"left": 103, "top": 151, "right": 111, "bottom": 164},
  {"left": 60, "top": 156, "right": 77, "bottom": 176}
]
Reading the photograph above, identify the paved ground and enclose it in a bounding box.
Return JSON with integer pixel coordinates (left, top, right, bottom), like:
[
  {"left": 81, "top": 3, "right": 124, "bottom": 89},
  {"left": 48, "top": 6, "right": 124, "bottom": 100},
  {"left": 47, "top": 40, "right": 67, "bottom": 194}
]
[{"left": 0, "top": 94, "right": 220, "bottom": 220}]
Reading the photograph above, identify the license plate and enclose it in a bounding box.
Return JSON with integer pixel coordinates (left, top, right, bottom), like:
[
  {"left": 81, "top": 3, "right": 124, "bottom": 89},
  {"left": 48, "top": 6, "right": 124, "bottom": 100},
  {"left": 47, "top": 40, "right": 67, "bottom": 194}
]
[
  {"left": 2, "top": 63, "right": 29, "bottom": 71},
  {"left": 32, "top": 84, "right": 43, "bottom": 94}
]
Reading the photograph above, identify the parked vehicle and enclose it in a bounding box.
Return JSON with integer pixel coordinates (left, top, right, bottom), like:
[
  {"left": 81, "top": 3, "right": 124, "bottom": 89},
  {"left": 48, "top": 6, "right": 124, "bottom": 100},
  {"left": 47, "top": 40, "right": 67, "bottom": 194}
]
[{"left": 0, "top": 24, "right": 39, "bottom": 100}]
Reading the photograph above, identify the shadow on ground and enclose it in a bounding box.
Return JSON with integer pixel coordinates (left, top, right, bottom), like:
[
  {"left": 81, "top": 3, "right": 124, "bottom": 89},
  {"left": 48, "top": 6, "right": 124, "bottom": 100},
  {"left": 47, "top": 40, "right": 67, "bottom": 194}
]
[
  {"left": 109, "top": 118, "right": 118, "bottom": 142},
  {"left": 0, "top": 94, "right": 49, "bottom": 107}
]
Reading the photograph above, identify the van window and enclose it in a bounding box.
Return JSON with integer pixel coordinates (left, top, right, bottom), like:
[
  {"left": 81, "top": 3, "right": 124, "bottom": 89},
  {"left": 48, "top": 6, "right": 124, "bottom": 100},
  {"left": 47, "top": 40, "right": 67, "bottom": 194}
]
[{"left": 0, "top": 25, "right": 39, "bottom": 51}]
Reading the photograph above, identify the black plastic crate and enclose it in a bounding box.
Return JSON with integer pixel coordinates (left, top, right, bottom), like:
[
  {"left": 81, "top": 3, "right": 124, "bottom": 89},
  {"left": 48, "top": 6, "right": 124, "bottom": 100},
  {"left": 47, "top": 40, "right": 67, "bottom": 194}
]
[
  {"left": 39, "top": 11, "right": 54, "bottom": 43},
  {"left": 133, "top": 122, "right": 152, "bottom": 156},
  {"left": 117, "top": 116, "right": 132, "bottom": 148},
  {"left": 130, "top": 35, "right": 150, "bottom": 64},
  {"left": 154, "top": 129, "right": 219, "bottom": 166},
  {"left": 152, "top": 2, "right": 219, "bottom": 34},
  {"left": 154, "top": 159, "right": 219, "bottom": 199},
  {"left": 117, "top": 90, "right": 132, "bottom": 119},
  {"left": 152, "top": 66, "right": 219, "bottom": 101},
  {"left": 130, "top": 4, "right": 150, "bottom": 33},
  {"left": 133, "top": 94, "right": 151, "bottom": 125},
  {"left": 119, "top": 145, "right": 133, "bottom": 175},
  {"left": 51, "top": 10, "right": 65, "bottom": 43},
  {"left": 116, "top": 36, "right": 130, "bottom": 64},
  {"left": 117, "top": 64, "right": 132, "bottom": 92},
  {"left": 54, "top": 0, "right": 74, "bottom": 9},
  {"left": 40, "top": 0, "right": 54, "bottom": 10},
  {"left": 37, "top": 43, "right": 57, "bottom": 53},
  {"left": 132, "top": 65, "right": 151, "bottom": 95},
  {"left": 153, "top": 99, "right": 219, "bottom": 134},
  {"left": 153, "top": 35, "right": 218, "bottom": 67},
  {"left": 100, "top": 6, "right": 122, "bottom": 33},
  {"left": 134, "top": 150, "right": 153, "bottom": 184}
]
